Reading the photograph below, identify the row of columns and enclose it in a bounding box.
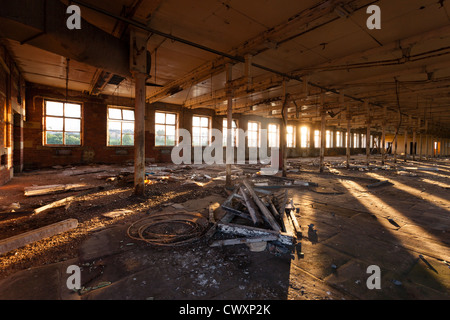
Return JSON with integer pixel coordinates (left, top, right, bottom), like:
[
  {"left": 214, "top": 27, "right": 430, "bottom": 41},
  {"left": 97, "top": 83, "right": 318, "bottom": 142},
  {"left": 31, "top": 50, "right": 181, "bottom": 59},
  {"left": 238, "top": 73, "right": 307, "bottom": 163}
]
[{"left": 318, "top": 99, "right": 449, "bottom": 173}]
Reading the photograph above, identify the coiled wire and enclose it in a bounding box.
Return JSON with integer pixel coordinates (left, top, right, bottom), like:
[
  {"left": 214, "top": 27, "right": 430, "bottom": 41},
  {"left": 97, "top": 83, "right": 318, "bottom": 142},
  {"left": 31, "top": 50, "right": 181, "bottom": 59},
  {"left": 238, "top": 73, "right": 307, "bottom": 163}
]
[{"left": 127, "top": 211, "right": 210, "bottom": 247}]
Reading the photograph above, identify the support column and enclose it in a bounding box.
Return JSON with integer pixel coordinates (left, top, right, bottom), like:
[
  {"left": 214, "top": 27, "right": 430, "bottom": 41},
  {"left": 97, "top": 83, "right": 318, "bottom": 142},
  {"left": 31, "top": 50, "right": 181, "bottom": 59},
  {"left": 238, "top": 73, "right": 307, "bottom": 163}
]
[
  {"left": 226, "top": 64, "right": 233, "bottom": 187},
  {"left": 404, "top": 128, "right": 408, "bottom": 162},
  {"left": 345, "top": 97, "right": 351, "bottom": 169},
  {"left": 133, "top": 72, "right": 146, "bottom": 196},
  {"left": 394, "top": 127, "right": 398, "bottom": 163},
  {"left": 381, "top": 106, "right": 387, "bottom": 165},
  {"left": 280, "top": 84, "right": 289, "bottom": 177},
  {"left": 319, "top": 94, "right": 326, "bottom": 173},
  {"left": 419, "top": 132, "right": 423, "bottom": 161},
  {"left": 130, "top": 28, "right": 149, "bottom": 196},
  {"left": 425, "top": 121, "right": 429, "bottom": 160},
  {"left": 365, "top": 101, "right": 371, "bottom": 166},
  {"left": 412, "top": 129, "right": 416, "bottom": 161}
]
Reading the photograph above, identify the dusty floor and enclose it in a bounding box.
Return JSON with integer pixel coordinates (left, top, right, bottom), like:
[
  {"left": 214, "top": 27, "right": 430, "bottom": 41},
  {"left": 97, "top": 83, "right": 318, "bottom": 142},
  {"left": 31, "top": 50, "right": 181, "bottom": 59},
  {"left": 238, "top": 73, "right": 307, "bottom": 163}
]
[{"left": 0, "top": 155, "right": 449, "bottom": 300}]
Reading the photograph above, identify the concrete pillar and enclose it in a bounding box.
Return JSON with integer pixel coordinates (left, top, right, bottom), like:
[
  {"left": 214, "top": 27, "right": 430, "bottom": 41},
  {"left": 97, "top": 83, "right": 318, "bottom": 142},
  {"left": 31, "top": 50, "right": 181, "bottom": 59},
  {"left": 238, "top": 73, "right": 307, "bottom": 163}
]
[
  {"left": 346, "top": 106, "right": 351, "bottom": 169},
  {"left": 419, "top": 133, "right": 422, "bottom": 161},
  {"left": 133, "top": 73, "right": 146, "bottom": 196},
  {"left": 226, "top": 64, "right": 233, "bottom": 187},
  {"left": 394, "top": 130, "right": 398, "bottom": 163},
  {"left": 404, "top": 128, "right": 408, "bottom": 162},
  {"left": 381, "top": 106, "right": 386, "bottom": 165},
  {"left": 319, "top": 103, "right": 326, "bottom": 173},
  {"left": 280, "top": 82, "right": 288, "bottom": 177},
  {"left": 130, "top": 28, "right": 149, "bottom": 196},
  {"left": 365, "top": 101, "right": 371, "bottom": 166}
]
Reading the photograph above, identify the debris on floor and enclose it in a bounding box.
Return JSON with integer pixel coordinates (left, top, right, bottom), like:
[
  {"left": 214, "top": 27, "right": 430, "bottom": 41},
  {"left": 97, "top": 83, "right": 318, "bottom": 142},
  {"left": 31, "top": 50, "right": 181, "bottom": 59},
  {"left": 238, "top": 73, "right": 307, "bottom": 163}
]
[{"left": 207, "top": 178, "right": 300, "bottom": 256}]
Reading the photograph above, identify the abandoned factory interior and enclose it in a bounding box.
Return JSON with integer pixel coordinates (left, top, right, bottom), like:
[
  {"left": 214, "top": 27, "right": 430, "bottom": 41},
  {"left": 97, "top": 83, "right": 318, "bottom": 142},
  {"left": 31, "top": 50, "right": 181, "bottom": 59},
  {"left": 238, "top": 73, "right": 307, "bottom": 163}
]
[{"left": 0, "top": 0, "right": 449, "bottom": 304}]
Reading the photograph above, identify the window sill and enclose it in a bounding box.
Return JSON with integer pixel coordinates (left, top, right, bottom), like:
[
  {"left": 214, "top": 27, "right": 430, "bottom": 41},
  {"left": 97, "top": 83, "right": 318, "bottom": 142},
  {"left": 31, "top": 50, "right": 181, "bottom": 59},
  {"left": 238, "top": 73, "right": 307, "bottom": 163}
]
[{"left": 43, "top": 145, "right": 82, "bottom": 148}]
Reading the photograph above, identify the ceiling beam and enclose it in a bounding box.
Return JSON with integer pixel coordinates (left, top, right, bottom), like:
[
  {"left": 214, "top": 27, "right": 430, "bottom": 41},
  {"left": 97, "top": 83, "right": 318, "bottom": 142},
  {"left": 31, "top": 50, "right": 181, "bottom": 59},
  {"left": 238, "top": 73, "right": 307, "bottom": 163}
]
[{"left": 0, "top": 0, "right": 130, "bottom": 77}]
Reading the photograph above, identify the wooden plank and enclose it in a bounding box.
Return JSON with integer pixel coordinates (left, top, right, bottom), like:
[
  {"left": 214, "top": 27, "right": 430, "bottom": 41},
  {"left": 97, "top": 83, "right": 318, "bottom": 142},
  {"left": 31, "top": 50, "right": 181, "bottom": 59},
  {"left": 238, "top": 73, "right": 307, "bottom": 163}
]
[
  {"left": 242, "top": 179, "right": 281, "bottom": 231},
  {"left": 24, "top": 184, "right": 91, "bottom": 196},
  {"left": 288, "top": 210, "right": 302, "bottom": 238},
  {"left": 278, "top": 190, "right": 295, "bottom": 237},
  {"left": 33, "top": 186, "right": 102, "bottom": 214},
  {"left": 0, "top": 219, "right": 78, "bottom": 255},
  {"left": 239, "top": 186, "right": 264, "bottom": 226},
  {"left": 209, "top": 235, "right": 278, "bottom": 247},
  {"left": 217, "top": 222, "right": 294, "bottom": 246},
  {"left": 267, "top": 197, "right": 280, "bottom": 220}
]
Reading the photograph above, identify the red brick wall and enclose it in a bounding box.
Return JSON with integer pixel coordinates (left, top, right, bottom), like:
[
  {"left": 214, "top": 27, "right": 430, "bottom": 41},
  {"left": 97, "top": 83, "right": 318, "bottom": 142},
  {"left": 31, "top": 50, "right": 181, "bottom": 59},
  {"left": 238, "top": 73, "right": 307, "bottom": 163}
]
[
  {"left": 23, "top": 86, "right": 136, "bottom": 169},
  {"left": 0, "top": 44, "right": 25, "bottom": 186},
  {"left": 22, "top": 84, "right": 222, "bottom": 169}
]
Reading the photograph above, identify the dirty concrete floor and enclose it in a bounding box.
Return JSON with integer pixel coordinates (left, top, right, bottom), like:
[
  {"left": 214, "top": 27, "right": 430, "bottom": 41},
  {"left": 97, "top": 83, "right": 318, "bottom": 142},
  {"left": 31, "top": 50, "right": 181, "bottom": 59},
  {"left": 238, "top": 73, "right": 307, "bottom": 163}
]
[{"left": 0, "top": 156, "right": 449, "bottom": 301}]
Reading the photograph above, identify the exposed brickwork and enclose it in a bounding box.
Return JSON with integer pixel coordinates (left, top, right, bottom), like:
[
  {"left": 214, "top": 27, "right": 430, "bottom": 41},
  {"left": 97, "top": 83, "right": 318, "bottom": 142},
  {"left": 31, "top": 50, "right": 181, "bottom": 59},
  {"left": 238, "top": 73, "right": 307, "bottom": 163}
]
[{"left": 0, "top": 44, "right": 25, "bottom": 186}]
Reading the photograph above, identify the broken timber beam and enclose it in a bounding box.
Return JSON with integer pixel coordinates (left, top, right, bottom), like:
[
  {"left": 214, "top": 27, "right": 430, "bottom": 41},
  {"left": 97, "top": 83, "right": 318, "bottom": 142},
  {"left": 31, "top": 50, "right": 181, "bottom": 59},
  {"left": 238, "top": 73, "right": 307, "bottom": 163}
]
[
  {"left": 32, "top": 186, "right": 103, "bottom": 215},
  {"left": 216, "top": 222, "right": 294, "bottom": 247},
  {"left": 24, "top": 184, "right": 92, "bottom": 196},
  {"left": 0, "top": 219, "right": 78, "bottom": 255},
  {"left": 209, "top": 235, "right": 278, "bottom": 247},
  {"left": 288, "top": 210, "right": 302, "bottom": 238},
  {"left": 239, "top": 186, "right": 264, "bottom": 226},
  {"left": 243, "top": 179, "right": 281, "bottom": 232}
]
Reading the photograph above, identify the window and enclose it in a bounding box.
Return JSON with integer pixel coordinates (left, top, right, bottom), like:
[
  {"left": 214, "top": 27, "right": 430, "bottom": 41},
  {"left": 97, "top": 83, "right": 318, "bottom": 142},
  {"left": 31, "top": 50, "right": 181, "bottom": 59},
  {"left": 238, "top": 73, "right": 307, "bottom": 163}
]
[
  {"left": 286, "top": 125, "right": 296, "bottom": 148},
  {"left": 361, "top": 134, "right": 367, "bottom": 148},
  {"left": 353, "top": 133, "right": 359, "bottom": 148},
  {"left": 223, "top": 119, "right": 238, "bottom": 147},
  {"left": 314, "top": 130, "right": 321, "bottom": 148},
  {"left": 248, "top": 121, "right": 260, "bottom": 148},
  {"left": 192, "top": 116, "right": 210, "bottom": 147},
  {"left": 345, "top": 132, "right": 349, "bottom": 148},
  {"left": 107, "top": 107, "right": 135, "bottom": 146},
  {"left": 336, "top": 131, "right": 343, "bottom": 148},
  {"left": 268, "top": 124, "right": 279, "bottom": 148},
  {"left": 44, "top": 100, "right": 81, "bottom": 146},
  {"left": 300, "top": 126, "right": 309, "bottom": 148},
  {"left": 326, "top": 130, "right": 333, "bottom": 148},
  {"left": 155, "top": 111, "right": 177, "bottom": 146}
]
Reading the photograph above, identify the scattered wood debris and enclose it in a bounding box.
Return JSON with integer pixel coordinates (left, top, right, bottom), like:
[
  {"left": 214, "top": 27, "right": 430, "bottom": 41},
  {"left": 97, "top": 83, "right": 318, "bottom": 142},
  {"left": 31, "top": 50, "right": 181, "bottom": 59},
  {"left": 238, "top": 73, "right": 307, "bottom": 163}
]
[{"left": 208, "top": 178, "right": 300, "bottom": 256}]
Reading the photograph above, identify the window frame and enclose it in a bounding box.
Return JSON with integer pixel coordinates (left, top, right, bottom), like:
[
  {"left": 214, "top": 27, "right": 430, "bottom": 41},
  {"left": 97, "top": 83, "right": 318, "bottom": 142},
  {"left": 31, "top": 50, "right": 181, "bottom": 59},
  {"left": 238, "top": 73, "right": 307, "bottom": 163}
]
[
  {"left": 268, "top": 123, "right": 280, "bottom": 148},
  {"left": 43, "top": 99, "right": 82, "bottom": 147},
  {"left": 106, "top": 106, "right": 135, "bottom": 147},
  {"left": 223, "top": 118, "right": 238, "bottom": 147},
  {"left": 326, "top": 130, "right": 333, "bottom": 149},
  {"left": 336, "top": 131, "right": 343, "bottom": 148},
  {"left": 192, "top": 115, "right": 211, "bottom": 147},
  {"left": 155, "top": 111, "right": 178, "bottom": 147},
  {"left": 314, "top": 130, "right": 321, "bottom": 148},
  {"left": 353, "top": 133, "right": 360, "bottom": 148},
  {"left": 300, "top": 126, "right": 310, "bottom": 148},
  {"left": 247, "top": 121, "right": 261, "bottom": 148},
  {"left": 286, "top": 125, "right": 296, "bottom": 148}
]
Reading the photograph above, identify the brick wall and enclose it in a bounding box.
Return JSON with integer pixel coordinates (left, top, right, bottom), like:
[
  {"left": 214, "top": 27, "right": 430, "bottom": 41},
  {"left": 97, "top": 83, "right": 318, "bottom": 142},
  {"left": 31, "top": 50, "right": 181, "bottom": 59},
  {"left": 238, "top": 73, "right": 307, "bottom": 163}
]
[{"left": 0, "top": 44, "right": 25, "bottom": 186}]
